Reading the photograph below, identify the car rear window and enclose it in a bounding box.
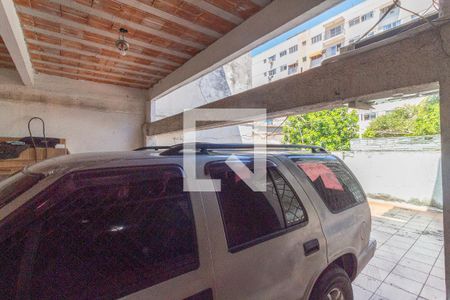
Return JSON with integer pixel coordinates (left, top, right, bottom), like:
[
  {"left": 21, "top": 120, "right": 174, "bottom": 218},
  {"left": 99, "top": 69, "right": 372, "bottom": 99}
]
[
  {"left": 291, "top": 156, "right": 365, "bottom": 213},
  {"left": 0, "top": 172, "right": 44, "bottom": 209},
  {"left": 206, "top": 160, "right": 307, "bottom": 252}
]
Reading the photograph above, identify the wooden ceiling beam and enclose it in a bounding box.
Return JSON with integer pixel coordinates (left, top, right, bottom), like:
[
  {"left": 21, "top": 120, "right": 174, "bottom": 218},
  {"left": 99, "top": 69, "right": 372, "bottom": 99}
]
[
  {"left": 113, "top": 0, "right": 222, "bottom": 39},
  {"left": 183, "top": 0, "right": 244, "bottom": 25},
  {"left": 47, "top": 0, "right": 205, "bottom": 50},
  {"left": 26, "top": 39, "right": 172, "bottom": 74},
  {"left": 23, "top": 25, "right": 179, "bottom": 68},
  {"left": 15, "top": 5, "right": 191, "bottom": 59},
  {"left": 31, "top": 59, "right": 155, "bottom": 83},
  {"left": 29, "top": 50, "right": 163, "bottom": 79}
]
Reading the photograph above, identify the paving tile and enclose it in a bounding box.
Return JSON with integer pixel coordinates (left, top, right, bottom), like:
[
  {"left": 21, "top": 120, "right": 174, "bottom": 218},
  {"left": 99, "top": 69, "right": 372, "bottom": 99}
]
[
  {"left": 368, "top": 257, "right": 396, "bottom": 272},
  {"left": 383, "top": 239, "right": 412, "bottom": 250},
  {"left": 352, "top": 284, "right": 373, "bottom": 300},
  {"left": 354, "top": 273, "right": 382, "bottom": 293},
  {"left": 391, "top": 264, "right": 429, "bottom": 284},
  {"left": 378, "top": 244, "right": 408, "bottom": 256},
  {"left": 430, "top": 266, "right": 445, "bottom": 279},
  {"left": 374, "top": 249, "right": 403, "bottom": 263},
  {"left": 384, "top": 273, "right": 424, "bottom": 295},
  {"left": 373, "top": 283, "right": 417, "bottom": 300},
  {"left": 420, "top": 285, "right": 446, "bottom": 300},
  {"left": 398, "top": 257, "right": 433, "bottom": 273},
  {"left": 404, "top": 251, "right": 436, "bottom": 265},
  {"left": 361, "top": 265, "right": 390, "bottom": 281},
  {"left": 409, "top": 245, "right": 441, "bottom": 257},
  {"left": 388, "top": 235, "right": 416, "bottom": 245},
  {"left": 376, "top": 226, "right": 399, "bottom": 235},
  {"left": 425, "top": 275, "right": 446, "bottom": 292}
]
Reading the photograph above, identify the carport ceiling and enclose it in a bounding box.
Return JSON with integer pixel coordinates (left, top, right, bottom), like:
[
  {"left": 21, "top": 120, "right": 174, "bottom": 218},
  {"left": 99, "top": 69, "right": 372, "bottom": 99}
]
[{"left": 12, "top": 0, "right": 269, "bottom": 89}]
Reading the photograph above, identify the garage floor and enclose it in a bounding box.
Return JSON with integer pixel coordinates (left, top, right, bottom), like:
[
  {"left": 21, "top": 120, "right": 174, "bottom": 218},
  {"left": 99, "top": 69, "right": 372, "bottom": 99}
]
[{"left": 353, "top": 201, "right": 445, "bottom": 300}]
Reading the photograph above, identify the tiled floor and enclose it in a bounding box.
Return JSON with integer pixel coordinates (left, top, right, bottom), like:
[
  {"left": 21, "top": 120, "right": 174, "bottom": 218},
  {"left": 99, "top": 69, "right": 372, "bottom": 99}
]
[{"left": 353, "top": 201, "right": 445, "bottom": 300}]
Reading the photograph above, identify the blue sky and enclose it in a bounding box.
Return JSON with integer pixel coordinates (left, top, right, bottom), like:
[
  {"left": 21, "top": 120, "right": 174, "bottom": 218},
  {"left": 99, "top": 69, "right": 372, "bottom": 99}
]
[{"left": 250, "top": 0, "right": 367, "bottom": 57}]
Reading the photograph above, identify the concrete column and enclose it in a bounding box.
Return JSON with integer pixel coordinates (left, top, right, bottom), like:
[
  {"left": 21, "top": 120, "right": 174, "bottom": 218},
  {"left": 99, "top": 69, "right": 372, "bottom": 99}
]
[{"left": 440, "top": 76, "right": 450, "bottom": 295}]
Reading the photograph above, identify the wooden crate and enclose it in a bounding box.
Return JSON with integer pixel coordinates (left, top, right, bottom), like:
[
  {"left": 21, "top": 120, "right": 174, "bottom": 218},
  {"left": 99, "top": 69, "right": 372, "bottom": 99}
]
[{"left": 0, "top": 137, "right": 68, "bottom": 177}]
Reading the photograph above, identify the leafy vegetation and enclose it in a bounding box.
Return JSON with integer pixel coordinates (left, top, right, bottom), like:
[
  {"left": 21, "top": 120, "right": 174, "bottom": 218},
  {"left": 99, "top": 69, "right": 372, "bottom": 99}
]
[
  {"left": 282, "top": 107, "right": 359, "bottom": 151},
  {"left": 363, "top": 96, "right": 440, "bottom": 138}
]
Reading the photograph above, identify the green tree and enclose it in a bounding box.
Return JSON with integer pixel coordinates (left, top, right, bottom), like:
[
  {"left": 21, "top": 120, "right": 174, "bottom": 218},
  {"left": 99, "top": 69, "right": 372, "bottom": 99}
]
[
  {"left": 282, "top": 107, "right": 359, "bottom": 151},
  {"left": 362, "top": 96, "right": 440, "bottom": 138}
]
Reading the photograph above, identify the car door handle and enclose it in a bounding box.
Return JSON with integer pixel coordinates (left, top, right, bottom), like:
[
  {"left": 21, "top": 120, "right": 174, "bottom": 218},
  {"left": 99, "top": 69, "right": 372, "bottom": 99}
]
[{"left": 303, "top": 239, "right": 320, "bottom": 256}]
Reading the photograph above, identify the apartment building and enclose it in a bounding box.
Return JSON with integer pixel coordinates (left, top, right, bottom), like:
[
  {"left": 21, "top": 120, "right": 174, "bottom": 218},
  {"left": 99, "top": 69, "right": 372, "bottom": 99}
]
[{"left": 252, "top": 0, "right": 437, "bottom": 88}]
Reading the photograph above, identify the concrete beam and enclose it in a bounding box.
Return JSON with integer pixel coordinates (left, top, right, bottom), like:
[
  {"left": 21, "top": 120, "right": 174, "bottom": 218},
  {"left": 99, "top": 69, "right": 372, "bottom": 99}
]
[
  {"left": 149, "top": 0, "right": 343, "bottom": 100},
  {"left": 147, "top": 24, "right": 444, "bottom": 136},
  {"left": 0, "top": 0, "right": 34, "bottom": 86}
]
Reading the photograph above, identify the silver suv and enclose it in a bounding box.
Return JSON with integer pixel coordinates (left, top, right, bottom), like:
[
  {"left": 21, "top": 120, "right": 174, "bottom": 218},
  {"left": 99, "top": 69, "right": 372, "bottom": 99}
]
[{"left": 0, "top": 143, "right": 375, "bottom": 300}]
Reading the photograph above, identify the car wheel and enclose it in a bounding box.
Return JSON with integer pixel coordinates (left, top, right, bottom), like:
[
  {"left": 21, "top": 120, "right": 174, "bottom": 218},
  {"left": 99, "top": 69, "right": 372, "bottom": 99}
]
[{"left": 309, "top": 264, "right": 353, "bottom": 300}]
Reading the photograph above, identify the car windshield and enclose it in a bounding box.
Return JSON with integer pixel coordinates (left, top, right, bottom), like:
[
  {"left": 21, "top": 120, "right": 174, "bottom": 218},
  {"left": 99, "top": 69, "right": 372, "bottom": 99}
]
[{"left": 0, "top": 172, "right": 44, "bottom": 209}]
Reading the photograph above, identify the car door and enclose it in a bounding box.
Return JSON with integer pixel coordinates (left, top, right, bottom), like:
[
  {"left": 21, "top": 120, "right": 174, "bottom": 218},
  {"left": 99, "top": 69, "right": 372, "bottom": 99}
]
[
  {"left": 201, "top": 158, "right": 328, "bottom": 300},
  {"left": 0, "top": 164, "right": 214, "bottom": 300}
]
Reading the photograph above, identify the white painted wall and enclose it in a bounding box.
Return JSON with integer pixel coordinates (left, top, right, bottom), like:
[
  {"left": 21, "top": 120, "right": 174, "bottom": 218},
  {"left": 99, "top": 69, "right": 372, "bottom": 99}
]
[
  {"left": 0, "top": 69, "right": 146, "bottom": 153},
  {"left": 335, "top": 151, "right": 443, "bottom": 207}
]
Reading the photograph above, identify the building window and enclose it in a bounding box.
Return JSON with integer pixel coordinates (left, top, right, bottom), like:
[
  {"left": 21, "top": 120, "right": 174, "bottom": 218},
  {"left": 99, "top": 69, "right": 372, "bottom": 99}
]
[
  {"left": 302, "top": 56, "right": 307, "bottom": 62},
  {"left": 280, "top": 50, "right": 287, "bottom": 57},
  {"left": 280, "top": 65, "right": 287, "bottom": 72},
  {"left": 325, "top": 24, "right": 344, "bottom": 40},
  {"left": 361, "top": 11, "right": 374, "bottom": 22},
  {"left": 311, "top": 33, "right": 322, "bottom": 44},
  {"left": 349, "top": 16, "right": 360, "bottom": 27},
  {"left": 289, "top": 45, "right": 298, "bottom": 54},
  {"left": 264, "top": 72, "right": 267, "bottom": 77},
  {"left": 268, "top": 69, "right": 276, "bottom": 76},
  {"left": 263, "top": 58, "right": 267, "bottom": 63},
  {"left": 302, "top": 40, "right": 307, "bottom": 46},
  {"left": 325, "top": 43, "right": 341, "bottom": 57},
  {"left": 381, "top": 20, "right": 401, "bottom": 31},
  {"left": 310, "top": 55, "right": 323, "bottom": 68},
  {"left": 268, "top": 55, "right": 276, "bottom": 63},
  {"left": 288, "top": 63, "right": 298, "bottom": 75}
]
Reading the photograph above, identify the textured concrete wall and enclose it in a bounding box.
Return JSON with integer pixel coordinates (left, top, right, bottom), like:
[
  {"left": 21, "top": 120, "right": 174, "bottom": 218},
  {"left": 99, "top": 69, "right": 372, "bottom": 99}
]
[{"left": 0, "top": 69, "right": 146, "bottom": 153}]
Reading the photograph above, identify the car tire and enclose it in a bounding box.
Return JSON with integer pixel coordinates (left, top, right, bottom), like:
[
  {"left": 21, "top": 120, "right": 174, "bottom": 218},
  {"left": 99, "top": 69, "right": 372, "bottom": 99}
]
[{"left": 309, "top": 264, "right": 353, "bottom": 300}]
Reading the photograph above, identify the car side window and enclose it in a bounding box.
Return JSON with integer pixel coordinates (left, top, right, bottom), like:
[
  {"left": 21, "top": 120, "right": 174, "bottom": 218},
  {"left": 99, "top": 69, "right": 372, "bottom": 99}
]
[
  {"left": 293, "top": 156, "right": 365, "bottom": 213},
  {"left": 207, "top": 161, "right": 307, "bottom": 251},
  {"left": 0, "top": 165, "right": 199, "bottom": 299},
  {"left": 268, "top": 168, "right": 307, "bottom": 226}
]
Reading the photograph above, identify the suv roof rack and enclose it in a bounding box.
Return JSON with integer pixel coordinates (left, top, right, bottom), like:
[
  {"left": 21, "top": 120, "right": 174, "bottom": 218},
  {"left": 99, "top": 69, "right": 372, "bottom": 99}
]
[
  {"left": 134, "top": 146, "right": 172, "bottom": 151},
  {"left": 155, "top": 143, "right": 327, "bottom": 156}
]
